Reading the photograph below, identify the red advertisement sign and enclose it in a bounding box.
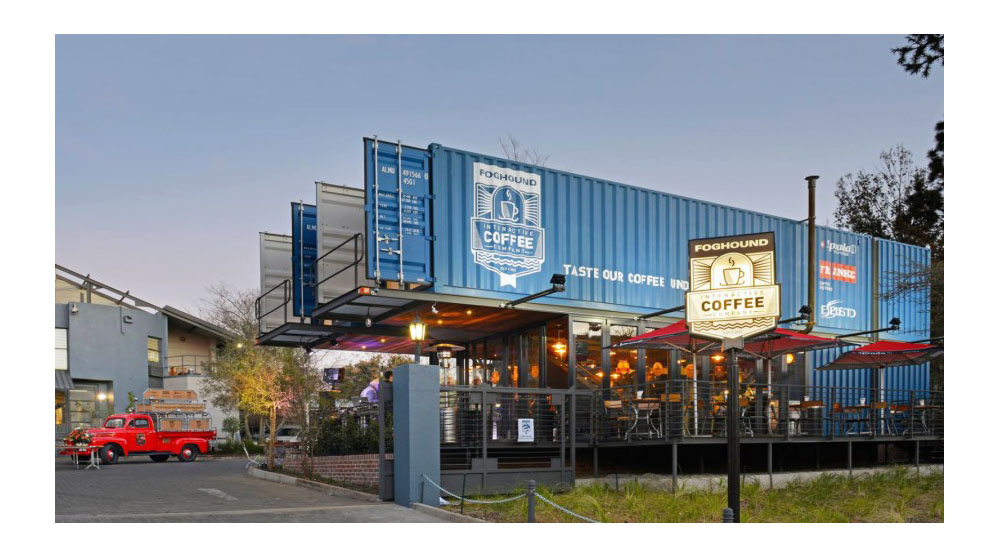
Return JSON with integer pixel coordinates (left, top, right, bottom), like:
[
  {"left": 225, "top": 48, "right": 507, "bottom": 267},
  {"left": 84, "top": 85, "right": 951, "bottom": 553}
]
[{"left": 819, "top": 260, "right": 857, "bottom": 283}]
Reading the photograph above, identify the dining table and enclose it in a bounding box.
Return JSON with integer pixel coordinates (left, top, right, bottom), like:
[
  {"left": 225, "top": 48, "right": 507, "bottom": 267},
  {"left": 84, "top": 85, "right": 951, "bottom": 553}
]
[{"left": 56, "top": 444, "right": 101, "bottom": 470}]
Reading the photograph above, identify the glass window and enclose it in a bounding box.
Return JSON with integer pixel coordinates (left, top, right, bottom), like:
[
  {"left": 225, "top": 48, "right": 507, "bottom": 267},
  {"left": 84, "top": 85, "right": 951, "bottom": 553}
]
[
  {"left": 609, "top": 325, "right": 639, "bottom": 387},
  {"left": 573, "top": 320, "right": 603, "bottom": 387},
  {"left": 55, "top": 328, "right": 68, "bottom": 371},
  {"left": 468, "top": 341, "right": 485, "bottom": 386},
  {"left": 523, "top": 327, "right": 541, "bottom": 389},
  {"left": 147, "top": 337, "right": 161, "bottom": 364},
  {"left": 485, "top": 337, "right": 503, "bottom": 387},
  {"left": 506, "top": 335, "right": 520, "bottom": 388},
  {"left": 546, "top": 320, "right": 569, "bottom": 389},
  {"left": 55, "top": 391, "right": 66, "bottom": 426},
  {"left": 646, "top": 348, "right": 674, "bottom": 396},
  {"left": 129, "top": 418, "right": 150, "bottom": 428},
  {"left": 105, "top": 418, "right": 125, "bottom": 428}
]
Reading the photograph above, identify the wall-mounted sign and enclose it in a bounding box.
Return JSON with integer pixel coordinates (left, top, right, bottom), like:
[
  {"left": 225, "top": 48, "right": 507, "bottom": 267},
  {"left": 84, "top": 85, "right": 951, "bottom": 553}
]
[
  {"left": 471, "top": 162, "right": 545, "bottom": 287},
  {"left": 517, "top": 418, "right": 535, "bottom": 442},
  {"left": 685, "top": 232, "right": 781, "bottom": 340}
]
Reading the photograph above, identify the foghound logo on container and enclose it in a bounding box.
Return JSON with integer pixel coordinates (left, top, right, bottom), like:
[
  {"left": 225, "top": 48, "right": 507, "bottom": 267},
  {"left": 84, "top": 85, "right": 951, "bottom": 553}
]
[{"left": 471, "top": 162, "right": 545, "bottom": 287}]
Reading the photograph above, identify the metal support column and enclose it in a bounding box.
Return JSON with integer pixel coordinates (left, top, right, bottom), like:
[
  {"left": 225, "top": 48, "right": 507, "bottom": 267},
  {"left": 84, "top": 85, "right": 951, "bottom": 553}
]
[
  {"left": 671, "top": 442, "right": 678, "bottom": 494},
  {"left": 847, "top": 440, "right": 853, "bottom": 479},
  {"left": 724, "top": 338, "right": 743, "bottom": 523},
  {"left": 767, "top": 442, "right": 773, "bottom": 489}
]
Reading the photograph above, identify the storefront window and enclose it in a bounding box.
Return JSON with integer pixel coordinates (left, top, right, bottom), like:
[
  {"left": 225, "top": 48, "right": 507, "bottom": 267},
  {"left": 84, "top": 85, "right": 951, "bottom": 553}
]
[
  {"left": 646, "top": 348, "right": 674, "bottom": 395},
  {"left": 573, "top": 320, "right": 603, "bottom": 387},
  {"left": 547, "top": 320, "right": 569, "bottom": 389},
  {"left": 485, "top": 337, "right": 503, "bottom": 387},
  {"left": 55, "top": 390, "right": 66, "bottom": 426},
  {"left": 524, "top": 327, "right": 541, "bottom": 389},
  {"left": 70, "top": 382, "right": 113, "bottom": 428},
  {"left": 469, "top": 341, "right": 485, "bottom": 386},
  {"left": 608, "top": 325, "right": 639, "bottom": 387},
  {"left": 503, "top": 335, "right": 518, "bottom": 388}
]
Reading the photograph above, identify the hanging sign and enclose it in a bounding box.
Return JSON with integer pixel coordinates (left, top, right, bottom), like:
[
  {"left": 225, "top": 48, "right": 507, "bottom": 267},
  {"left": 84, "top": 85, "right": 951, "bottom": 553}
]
[
  {"left": 517, "top": 418, "right": 535, "bottom": 442},
  {"left": 685, "top": 232, "right": 781, "bottom": 340}
]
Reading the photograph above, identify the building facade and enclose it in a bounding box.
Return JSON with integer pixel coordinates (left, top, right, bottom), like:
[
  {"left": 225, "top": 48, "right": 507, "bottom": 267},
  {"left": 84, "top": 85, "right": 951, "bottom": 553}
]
[{"left": 54, "top": 265, "right": 235, "bottom": 441}]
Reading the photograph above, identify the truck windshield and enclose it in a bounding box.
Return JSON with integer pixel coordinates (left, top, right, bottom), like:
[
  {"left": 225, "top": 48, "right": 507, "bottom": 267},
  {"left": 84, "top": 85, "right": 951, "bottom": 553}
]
[{"left": 104, "top": 418, "right": 125, "bottom": 428}]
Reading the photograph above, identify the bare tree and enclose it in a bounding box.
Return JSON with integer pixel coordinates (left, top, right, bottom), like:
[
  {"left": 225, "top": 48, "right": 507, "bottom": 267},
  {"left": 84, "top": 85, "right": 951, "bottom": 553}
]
[
  {"left": 200, "top": 282, "right": 259, "bottom": 340},
  {"left": 499, "top": 132, "right": 550, "bottom": 166}
]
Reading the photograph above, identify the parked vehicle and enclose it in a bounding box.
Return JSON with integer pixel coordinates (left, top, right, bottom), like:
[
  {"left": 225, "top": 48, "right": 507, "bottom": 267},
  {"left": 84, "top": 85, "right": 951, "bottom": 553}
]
[{"left": 60, "top": 412, "right": 216, "bottom": 464}]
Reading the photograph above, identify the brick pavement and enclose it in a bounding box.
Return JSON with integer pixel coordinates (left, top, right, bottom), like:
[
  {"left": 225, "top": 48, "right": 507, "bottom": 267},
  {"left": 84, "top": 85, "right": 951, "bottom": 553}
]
[{"left": 54, "top": 456, "right": 445, "bottom": 523}]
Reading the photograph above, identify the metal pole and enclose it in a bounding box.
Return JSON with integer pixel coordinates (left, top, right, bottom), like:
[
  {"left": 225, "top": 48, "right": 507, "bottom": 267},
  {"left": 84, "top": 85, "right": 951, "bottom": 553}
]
[
  {"left": 767, "top": 442, "right": 773, "bottom": 489},
  {"left": 527, "top": 480, "right": 536, "bottom": 523},
  {"left": 460, "top": 474, "right": 467, "bottom": 515},
  {"left": 915, "top": 440, "right": 920, "bottom": 471},
  {"left": 672, "top": 442, "right": 678, "bottom": 494},
  {"left": 846, "top": 440, "right": 852, "bottom": 478},
  {"left": 593, "top": 446, "right": 599, "bottom": 478},
  {"left": 724, "top": 338, "right": 743, "bottom": 523},
  {"left": 804, "top": 175, "right": 818, "bottom": 333}
]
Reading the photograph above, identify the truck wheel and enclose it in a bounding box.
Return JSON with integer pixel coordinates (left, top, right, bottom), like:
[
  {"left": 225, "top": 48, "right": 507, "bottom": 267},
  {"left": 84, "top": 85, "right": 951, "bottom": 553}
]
[
  {"left": 149, "top": 455, "right": 170, "bottom": 462},
  {"left": 177, "top": 445, "right": 199, "bottom": 462},
  {"left": 100, "top": 444, "right": 120, "bottom": 465}
]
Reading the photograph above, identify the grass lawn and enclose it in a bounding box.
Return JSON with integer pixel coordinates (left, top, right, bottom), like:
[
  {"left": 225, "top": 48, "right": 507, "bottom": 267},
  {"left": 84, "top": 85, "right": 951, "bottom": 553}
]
[{"left": 459, "top": 467, "right": 943, "bottom": 523}]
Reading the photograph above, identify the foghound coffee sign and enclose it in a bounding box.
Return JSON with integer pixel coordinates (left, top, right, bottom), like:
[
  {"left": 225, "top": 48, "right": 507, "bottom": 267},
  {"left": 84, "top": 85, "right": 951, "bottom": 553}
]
[{"left": 685, "top": 232, "right": 781, "bottom": 340}]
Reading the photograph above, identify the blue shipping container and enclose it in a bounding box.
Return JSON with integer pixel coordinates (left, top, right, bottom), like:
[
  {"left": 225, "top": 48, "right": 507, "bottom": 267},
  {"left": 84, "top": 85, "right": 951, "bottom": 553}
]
[
  {"left": 428, "top": 143, "right": 830, "bottom": 321},
  {"left": 363, "top": 138, "right": 433, "bottom": 284},
  {"left": 291, "top": 202, "right": 318, "bottom": 317},
  {"left": 814, "top": 227, "right": 872, "bottom": 334},
  {"left": 876, "top": 237, "right": 931, "bottom": 341}
]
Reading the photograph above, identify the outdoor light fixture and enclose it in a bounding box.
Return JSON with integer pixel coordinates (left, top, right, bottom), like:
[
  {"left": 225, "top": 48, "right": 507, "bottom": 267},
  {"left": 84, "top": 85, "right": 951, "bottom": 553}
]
[
  {"left": 553, "top": 341, "right": 567, "bottom": 356},
  {"left": 835, "top": 316, "right": 902, "bottom": 339},
  {"left": 501, "top": 274, "right": 567, "bottom": 309},
  {"left": 712, "top": 354, "right": 725, "bottom": 362},
  {"left": 786, "top": 353, "right": 795, "bottom": 364},
  {"left": 236, "top": 342, "right": 244, "bottom": 349},
  {"left": 97, "top": 393, "right": 107, "bottom": 401},
  {"left": 409, "top": 312, "right": 427, "bottom": 358},
  {"left": 778, "top": 305, "right": 813, "bottom": 325}
]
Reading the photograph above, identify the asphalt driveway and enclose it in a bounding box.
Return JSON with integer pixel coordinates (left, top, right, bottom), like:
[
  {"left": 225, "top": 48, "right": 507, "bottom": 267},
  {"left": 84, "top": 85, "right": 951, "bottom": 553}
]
[{"left": 55, "top": 456, "right": 446, "bottom": 522}]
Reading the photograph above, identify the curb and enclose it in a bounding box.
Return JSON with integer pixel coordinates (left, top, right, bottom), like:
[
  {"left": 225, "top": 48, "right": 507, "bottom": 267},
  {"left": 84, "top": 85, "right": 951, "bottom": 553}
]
[
  {"left": 411, "top": 502, "right": 487, "bottom": 523},
  {"left": 248, "top": 468, "right": 380, "bottom": 502}
]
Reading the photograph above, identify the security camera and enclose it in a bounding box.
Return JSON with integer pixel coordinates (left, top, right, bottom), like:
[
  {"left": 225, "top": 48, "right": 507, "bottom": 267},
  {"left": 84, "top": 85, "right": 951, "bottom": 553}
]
[
  {"left": 365, "top": 317, "right": 373, "bottom": 328},
  {"left": 70, "top": 303, "right": 79, "bottom": 314},
  {"left": 431, "top": 303, "right": 439, "bottom": 315}
]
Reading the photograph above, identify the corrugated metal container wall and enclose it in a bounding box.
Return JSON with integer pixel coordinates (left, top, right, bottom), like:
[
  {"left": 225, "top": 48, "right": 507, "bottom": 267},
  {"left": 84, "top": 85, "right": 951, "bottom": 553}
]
[
  {"left": 429, "top": 144, "right": 809, "bottom": 317},
  {"left": 813, "top": 227, "right": 872, "bottom": 335},
  {"left": 315, "top": 183, "right": 365, "bottom": 307},
  {"left": 877, "top": 238, "right": 932, "bottom": 341},
  {"left": 811, "top": 346, "right": 871, "bottom": 405},
  {"left": 259, "top": 232, "right": 293, "bottom": 333}
]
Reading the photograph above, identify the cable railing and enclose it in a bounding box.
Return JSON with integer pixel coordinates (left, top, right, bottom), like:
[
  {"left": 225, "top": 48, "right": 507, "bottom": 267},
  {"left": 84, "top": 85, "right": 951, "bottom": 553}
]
[{"left": 583, "top": 379, "right": 943, "bottom": 443}]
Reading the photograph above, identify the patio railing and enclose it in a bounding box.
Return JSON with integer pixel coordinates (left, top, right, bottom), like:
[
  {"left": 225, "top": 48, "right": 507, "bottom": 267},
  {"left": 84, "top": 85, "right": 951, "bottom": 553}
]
[{"left": 585, "top": 379, "right": 943, "bottom": 443}]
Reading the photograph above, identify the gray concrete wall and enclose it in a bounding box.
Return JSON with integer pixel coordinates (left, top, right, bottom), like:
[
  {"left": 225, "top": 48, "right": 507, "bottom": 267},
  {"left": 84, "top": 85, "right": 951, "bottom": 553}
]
[{"left": 56, "top": 302, "right": 169, "bottom": 413}]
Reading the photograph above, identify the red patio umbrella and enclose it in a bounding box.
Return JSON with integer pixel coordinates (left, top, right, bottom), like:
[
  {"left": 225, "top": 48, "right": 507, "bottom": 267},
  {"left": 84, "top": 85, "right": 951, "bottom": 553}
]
[
  {"left": 815, "top": 340, "right": 943, "bottom": 370},
  {"left": 817, "top": 340, "right": 943, "bottom": 434}
]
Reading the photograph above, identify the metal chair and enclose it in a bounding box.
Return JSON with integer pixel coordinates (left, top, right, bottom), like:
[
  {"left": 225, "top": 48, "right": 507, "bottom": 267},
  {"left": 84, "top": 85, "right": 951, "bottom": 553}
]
[{"left": 243, "top": 444, "right": 263, "bottom": 470}]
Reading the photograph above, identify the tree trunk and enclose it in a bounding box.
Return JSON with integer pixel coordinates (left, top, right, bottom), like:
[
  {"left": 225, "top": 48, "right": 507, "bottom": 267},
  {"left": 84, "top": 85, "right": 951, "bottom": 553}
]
[
  {"left": 268, "top": 405, "right": 277, "bottom": 469},
  {"left": 242, "top": 412, "right": 253, "bottom": 443},
  {"left": 258, "top": 416, "right": 265, "bottom": 444}
]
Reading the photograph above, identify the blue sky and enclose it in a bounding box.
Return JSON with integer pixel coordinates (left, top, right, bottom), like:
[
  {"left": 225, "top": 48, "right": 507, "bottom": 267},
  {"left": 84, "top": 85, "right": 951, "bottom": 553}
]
[{"left": 55, "top": 35, "right": 942, "bottom": 312}]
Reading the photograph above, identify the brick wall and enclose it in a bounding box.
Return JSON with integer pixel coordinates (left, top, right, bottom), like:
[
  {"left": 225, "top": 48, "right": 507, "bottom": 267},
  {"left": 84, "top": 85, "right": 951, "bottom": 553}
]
[{"left": 282, "top": 453, "right": 387, "bottom": 488}]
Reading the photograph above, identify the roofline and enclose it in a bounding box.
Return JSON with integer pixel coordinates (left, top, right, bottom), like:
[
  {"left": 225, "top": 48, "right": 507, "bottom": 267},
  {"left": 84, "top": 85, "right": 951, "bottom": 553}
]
[{"left": 161, "top": 305, "right": 236, "bottom": 341}]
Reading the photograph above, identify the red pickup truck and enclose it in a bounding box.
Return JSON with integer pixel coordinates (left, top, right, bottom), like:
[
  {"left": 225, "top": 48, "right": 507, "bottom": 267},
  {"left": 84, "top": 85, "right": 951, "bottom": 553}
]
[{"left": 61, "top": 412, "right": 216, "bottom": 464}]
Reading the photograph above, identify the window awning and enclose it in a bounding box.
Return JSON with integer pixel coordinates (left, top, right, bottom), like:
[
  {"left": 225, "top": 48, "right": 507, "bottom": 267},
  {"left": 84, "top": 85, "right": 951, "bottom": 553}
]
[{"left": 55, "top": 370, "right": 74, "bottom": 390}]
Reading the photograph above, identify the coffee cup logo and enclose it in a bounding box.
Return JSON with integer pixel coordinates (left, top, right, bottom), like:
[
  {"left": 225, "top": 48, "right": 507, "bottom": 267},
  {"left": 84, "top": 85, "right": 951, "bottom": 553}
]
[
  {"left": 722, "top": 258, "right": 746, "bottom": 286},
  {"left": 500, "top": 199, "right": 519, "bottom": 221}
]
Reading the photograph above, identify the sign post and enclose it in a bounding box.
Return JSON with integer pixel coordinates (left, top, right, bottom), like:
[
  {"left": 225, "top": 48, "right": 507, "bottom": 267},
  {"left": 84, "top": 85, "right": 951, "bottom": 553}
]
[{"left": 685, "top": 232, "right": 781, "bottom": 523}]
